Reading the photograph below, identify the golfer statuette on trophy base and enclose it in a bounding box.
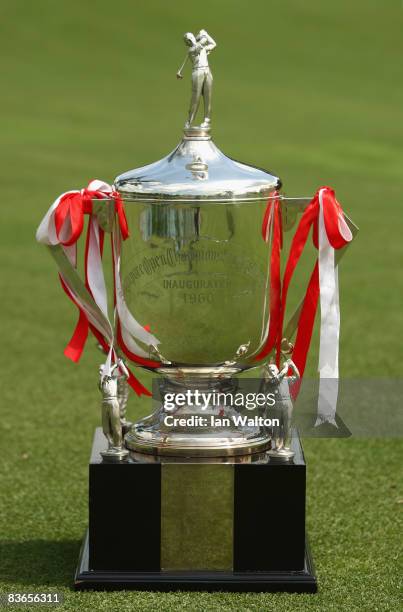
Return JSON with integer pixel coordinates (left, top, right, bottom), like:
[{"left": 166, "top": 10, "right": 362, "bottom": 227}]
[
  {"left": 98, "top": 358, "right": 130, "bottom": 461},
  {"left": 36, "top": 30, "right": 358, "bottom": 592}
]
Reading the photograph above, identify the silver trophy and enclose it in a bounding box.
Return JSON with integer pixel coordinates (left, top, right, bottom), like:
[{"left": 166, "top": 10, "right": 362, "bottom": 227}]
[
  {"left": 43, "top": 31, "right": 356, "bottom": 460},
  {"left": 38, "top": 32, "right": 359, "bottom": 590}
]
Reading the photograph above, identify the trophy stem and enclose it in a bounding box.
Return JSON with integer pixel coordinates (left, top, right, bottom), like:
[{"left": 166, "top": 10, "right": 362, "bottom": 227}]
[{"left": 124, "top": 375, "right": 271, "bottom": 457}]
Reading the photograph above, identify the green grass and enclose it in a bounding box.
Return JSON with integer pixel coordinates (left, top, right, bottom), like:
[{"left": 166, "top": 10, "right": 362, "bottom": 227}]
[{"left": 0, "top": 0, "right": 402, "bottom": 610}]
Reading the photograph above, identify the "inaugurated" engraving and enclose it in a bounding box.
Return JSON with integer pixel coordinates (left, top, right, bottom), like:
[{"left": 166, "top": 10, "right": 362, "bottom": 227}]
[{"left": 163, "top": 279, "right": 231, "bottom": 290}]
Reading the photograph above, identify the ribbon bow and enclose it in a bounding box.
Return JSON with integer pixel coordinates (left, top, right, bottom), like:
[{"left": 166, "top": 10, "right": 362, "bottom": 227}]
[{"left": 54, "top": 186, "right": 129, "bottom": 247}]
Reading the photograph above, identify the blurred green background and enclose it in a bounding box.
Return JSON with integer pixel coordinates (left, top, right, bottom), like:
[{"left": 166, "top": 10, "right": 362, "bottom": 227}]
[{"left": 0, "top": 0, "right": 401, "bottom": 610}]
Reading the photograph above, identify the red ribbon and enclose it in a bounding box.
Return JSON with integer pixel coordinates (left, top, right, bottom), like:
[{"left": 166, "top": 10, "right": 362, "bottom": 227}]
[
  {"left": 278, "top": 187, "right": 350, "bottom": 378},
  {"left": 60, "top": 275, "right": 152, "bottom": 396},
  {"left": 54, "top": 188, "right": 128, "bottom": 246},
  {"left": 255, "top": 192, "right": 282, "bottom": 361},
  {"left": 59, "top": 275, "right": 90, "bottom": 362}
]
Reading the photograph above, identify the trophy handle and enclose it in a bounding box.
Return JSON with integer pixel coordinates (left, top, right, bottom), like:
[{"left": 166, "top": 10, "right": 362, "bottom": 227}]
[{"left": 48, "top": 244, "right": 112, "bottom": 341}]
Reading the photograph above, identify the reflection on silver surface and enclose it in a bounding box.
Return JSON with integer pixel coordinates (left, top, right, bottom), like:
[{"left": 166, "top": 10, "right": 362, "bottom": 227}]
[
  {"left": 138, "top": 204, "right": 202, "bottom": 248},
  {"left": 114, "top": 127, "right": 281, "bottom": 201},
  {"left": 120, "top": 197, "right": 271, "bottom": 369}
]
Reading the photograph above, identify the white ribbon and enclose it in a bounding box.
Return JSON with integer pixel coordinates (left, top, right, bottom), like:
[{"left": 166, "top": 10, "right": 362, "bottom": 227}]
[{"left": 316, "top": 188, "right": 352, "bottom": 425}]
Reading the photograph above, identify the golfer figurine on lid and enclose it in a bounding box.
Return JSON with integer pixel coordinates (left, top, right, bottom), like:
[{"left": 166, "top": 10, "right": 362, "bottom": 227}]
[
  {"left": 36, "top": 30, "right": 357, "bottom": 591},
  {"left": 176, "top": 29, "right": 216, "bottom": 129}
]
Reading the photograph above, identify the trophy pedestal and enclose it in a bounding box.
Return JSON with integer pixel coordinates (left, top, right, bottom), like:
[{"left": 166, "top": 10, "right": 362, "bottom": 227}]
[{"left": 74, "top": 428, "right": 317, "bottom": 592}]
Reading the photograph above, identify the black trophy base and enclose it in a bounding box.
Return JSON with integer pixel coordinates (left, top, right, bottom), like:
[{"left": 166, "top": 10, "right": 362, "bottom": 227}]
[
  {"left": 74, "top": 428, "right": 317, "bottom": 593},
  {"left": 75, "top": 531, "right": 317, "bottom": 592}
]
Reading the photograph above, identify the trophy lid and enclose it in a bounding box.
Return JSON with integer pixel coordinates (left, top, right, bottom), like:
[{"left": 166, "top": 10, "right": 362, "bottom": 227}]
[
  {"left": 114, "top": 30, "right": 280, "bottom": 202},
  {"left": 114, "top": 127, "right": 281, "bottom": 203}
]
